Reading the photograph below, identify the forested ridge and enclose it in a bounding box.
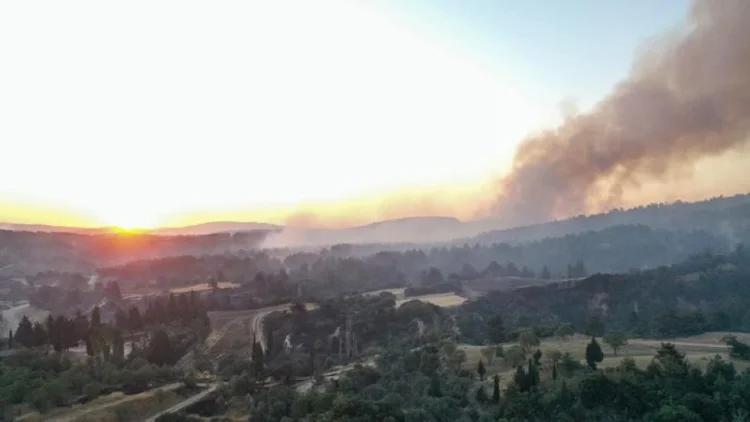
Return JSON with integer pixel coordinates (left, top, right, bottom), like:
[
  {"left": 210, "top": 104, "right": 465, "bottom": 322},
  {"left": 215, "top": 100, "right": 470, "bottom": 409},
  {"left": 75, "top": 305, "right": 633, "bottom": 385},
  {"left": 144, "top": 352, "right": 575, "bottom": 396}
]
[
  {"left": 1, "top": 193, "right": 748, "bottom": 279},
  {"left": 456, "top": 245, "right": 750, "bottom": 343},
  {"left": 199, "top": 247, "right": 750, "bottom": 421}
]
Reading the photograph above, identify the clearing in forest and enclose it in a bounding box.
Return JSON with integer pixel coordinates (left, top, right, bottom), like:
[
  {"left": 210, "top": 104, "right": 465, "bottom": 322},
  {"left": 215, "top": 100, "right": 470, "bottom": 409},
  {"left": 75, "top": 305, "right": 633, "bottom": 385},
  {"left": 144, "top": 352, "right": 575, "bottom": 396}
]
[{"left": 461, "top": 332, "right": 750, "bottom": 388}]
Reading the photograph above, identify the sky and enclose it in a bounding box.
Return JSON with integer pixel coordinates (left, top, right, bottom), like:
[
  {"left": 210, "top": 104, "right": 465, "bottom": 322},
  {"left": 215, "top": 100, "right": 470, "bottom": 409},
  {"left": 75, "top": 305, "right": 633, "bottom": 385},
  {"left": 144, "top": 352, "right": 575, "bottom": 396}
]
[{"left": 4, "top": 0, "right": 735, "bottom": 230}]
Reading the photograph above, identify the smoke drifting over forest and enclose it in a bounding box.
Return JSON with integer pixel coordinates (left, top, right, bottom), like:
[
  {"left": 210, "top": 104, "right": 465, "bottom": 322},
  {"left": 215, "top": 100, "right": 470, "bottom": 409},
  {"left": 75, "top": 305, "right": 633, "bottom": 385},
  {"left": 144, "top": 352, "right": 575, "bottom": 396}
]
[
  {"left": 279, "top": 0, "right": 750, "bottom": 231},
  {"left": 492, "top": 0, "right": 750, "bottom": 224}
]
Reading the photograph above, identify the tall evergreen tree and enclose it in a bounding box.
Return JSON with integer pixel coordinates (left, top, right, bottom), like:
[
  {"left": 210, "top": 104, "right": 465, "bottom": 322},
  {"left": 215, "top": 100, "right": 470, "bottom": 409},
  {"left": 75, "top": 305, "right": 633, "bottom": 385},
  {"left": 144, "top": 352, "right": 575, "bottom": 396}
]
[
  {"left": 128, "top": 306, "right": 142, "bottom": 330},
  {"left": 91, "top": 306, "right": 102, "bottom": 328},
  {"left": 585, "top": 337, "right": 604, "bottom": 369},
  {"left": 85, "top": 336, "right": 94, "bottom": 357},
  {"left": 114, "top": 310, "right": 128, "bottom": 330},
  {"left": 512, "top": 365, "right": 529, "bottom": 392},
  {"left": 51, "top": 315, "right": 66, "bottom": 352},
  {"left": 527, "top": 359, "right": 539, "bottom": 388},
  {"left": 167, "top": 293, "right": 178, "bottom": 320},
  {"left": 178, "top": 294, "right": 190, "bottom": 321},
  {"left": 73, "top": 310, "right": 89, "bottom": 343},
  {"left": 251, "top": 335, "right": 265, "bottom": 374},
  {"left": 15, "top": 316, "right": 34, "bottom": 348},
  {"left": 533, "top": 349, "right": 543, "bottom": 366},
  {"left": 8, "top": 329, "right": 13, "bottom": 349},
  {"left": 475, "top": 385, "right": 487, "bottom": 404},
  {"left": 32, "top": 322, "right": 47, "bottom": 347},
  {"left": 105, "top": 281, "right": 122, "bottom": 300},
  {"left": 147, "top": 329, "right": 174, "bottom": 365},
  {"left": 46, "top": 315, "right": 56, "bottom": 348},
  {"left": 492, "top": 374, "right": 500, "bottom": 403},
  {"left": 477, "top": 359, "right": 487, "bottom": 381},
  {"left": 112, "top": 328, "right": 125, "bottom": 363},
  {"left": 486, "top": 315, "right": 506, "bottom": 344}
]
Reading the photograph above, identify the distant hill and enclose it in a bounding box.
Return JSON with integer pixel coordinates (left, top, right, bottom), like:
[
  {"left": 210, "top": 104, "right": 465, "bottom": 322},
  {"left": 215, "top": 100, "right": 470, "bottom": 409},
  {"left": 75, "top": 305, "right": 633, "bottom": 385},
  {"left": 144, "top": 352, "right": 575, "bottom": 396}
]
[
  {"left": 0, "top": 193, "right": 748, "bottom": 275},
  {"left": 152, "top": 221, "right": 282, "bottom": 236},
  {"left": 0, "top": 229, "right": 273, "bottom": 275},
  {"left": 465, "top": 193, "right": 750, "bottom": 245},
  {"left": 0, "top": 223, "right": 114, "bottom": 235},
  {"left": 265, "top": 216, "right": 472, "bottom": 247}
]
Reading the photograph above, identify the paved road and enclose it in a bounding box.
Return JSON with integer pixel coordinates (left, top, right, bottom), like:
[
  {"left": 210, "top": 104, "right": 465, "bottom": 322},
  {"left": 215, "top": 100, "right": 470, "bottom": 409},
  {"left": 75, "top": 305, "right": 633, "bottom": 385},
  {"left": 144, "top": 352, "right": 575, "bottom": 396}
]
[{"left": 144, "top": 383, "right": 218, "bottom": 422}]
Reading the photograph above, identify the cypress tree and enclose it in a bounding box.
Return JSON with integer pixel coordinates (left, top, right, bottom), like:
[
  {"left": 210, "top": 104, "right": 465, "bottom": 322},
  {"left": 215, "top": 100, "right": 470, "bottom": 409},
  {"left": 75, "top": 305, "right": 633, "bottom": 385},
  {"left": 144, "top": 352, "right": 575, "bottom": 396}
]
[
  {"left": 512, "top": 366, "right": 528, "bottom": 392},
  {"left": 112, "top": 328, "right": 125, "bottom": 363},
  {"left": 91, "top": 306, "right": 101, "bottom": 328},
  {"left": 475, "top": 385, "right": 487, "bottom": 404},
  {"left": 533, "top": 349, "right": 543, "bottom": 365},
  {"left": 147, "top": 329, "right": 174, "bottom": 365},
  {"left": 585, "top": 337, "right": 604, "bottom": 369},
  {"left": 32, "top": 322, "right": 47, "bottom": 347},
  {"left": 86, "top": 336, "right": 94, "bottom": 357},
  {"left": 477, "top": 359, "right": 487, "bottom": 381},
  {"left": 15, "top": 316, "right": 34, "bottom": 348},
  {"left": 492, "top": 374, "right": 500, "bottom": 403},
  {"left": 527, "top": 358, "right": 540, "bottom": 388},
  {"left": 251, "top": 334, "right": 265, "bottom": 374}
]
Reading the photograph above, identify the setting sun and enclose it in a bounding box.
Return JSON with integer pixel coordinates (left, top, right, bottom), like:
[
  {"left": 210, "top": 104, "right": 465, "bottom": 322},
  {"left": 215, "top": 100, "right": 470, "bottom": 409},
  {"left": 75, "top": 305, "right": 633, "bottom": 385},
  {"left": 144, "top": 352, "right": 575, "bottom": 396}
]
[{"left": 101, "top": 209, "right": 158, "bottom": 230}]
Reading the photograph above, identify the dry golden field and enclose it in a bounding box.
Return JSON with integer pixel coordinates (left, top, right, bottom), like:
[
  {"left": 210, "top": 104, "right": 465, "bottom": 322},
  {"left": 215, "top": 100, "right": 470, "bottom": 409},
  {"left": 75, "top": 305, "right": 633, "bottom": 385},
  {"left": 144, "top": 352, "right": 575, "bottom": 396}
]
[{"left": 461, "top": 332, "right": 750, "bottom": 388}]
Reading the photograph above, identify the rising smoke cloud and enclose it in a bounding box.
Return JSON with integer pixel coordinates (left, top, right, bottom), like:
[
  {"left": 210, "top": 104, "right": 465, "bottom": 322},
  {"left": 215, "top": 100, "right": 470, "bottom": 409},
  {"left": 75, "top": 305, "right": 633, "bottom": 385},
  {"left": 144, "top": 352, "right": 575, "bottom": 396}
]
[{"left": 492, "top": 0, "right": 750, "bottom": 224}]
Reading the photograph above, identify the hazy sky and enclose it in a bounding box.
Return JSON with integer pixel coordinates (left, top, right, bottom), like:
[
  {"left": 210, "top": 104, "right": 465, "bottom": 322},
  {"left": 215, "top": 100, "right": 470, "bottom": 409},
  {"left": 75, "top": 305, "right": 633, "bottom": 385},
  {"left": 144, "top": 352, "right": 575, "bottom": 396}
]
[{"left": 4, "top": 0, "right": 734, "bottom": 229}]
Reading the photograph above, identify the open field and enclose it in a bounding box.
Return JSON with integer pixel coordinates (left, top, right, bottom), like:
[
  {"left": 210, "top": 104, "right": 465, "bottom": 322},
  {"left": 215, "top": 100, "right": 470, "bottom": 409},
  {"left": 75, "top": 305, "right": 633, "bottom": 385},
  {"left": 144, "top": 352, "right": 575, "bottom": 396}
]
[
  {"left": 170, "top": 281, "right": 239, "bottom": 294},
  {"left": 362, "top": 287, "right": 406, "bottom": 298},
  {"left": 362, "top": 287, "right": 468, "bottom": 308},
  {"left": 34, "top": 383, "right": 185, "bottom": 422},
  {"left": 397, "top": 293, "right": 467, "bottom": 308},
  {"left": 461, "top": 332, "right": 750, "bottom": 387},
  {"left": 144, "top": 384, "right": 218, "bottom": 422}
]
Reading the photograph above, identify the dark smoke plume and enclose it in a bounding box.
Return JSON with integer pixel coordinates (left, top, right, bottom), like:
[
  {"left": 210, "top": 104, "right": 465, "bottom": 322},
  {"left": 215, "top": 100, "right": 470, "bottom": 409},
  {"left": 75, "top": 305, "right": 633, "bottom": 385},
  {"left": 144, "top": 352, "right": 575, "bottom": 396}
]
[{"left": 493, "top": 0, "right": 750, "bottom": 224}]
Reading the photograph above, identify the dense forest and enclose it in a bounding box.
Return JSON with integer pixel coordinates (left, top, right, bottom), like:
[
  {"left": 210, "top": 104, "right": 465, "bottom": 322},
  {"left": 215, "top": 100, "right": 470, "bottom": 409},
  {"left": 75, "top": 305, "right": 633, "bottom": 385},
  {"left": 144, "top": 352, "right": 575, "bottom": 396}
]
[
  {"left": 0, "top": 292, "right": 210, "bottom": 417},
  {"left": 237, "top": 337, "right": 750, "bottom": 422},
  {"left": 93, "top": 224, "right": 737, "bottom": 296},
  {"left": 0, "top": 229, "right": 270, "bottom": 274},
  {"left": 468, "top": 193, "right": 750, "bottom": 245},
  {"left": 456, "top": 245, "right": 750, "bottom": 344}
]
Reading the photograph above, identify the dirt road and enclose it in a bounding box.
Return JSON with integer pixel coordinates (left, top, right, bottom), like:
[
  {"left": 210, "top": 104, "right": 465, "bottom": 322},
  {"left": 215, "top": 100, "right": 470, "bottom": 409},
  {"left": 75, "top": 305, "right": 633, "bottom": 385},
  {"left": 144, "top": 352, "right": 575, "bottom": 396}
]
[
  {"left": 628, "top": 339, "right": 730, "bottom": 350},
  {"left": 144, "top": 383, "right": 218, "bottom": 422},
  {"left": 47, "top": 383, "right": 182, "bottom": 422},
  {"left": 205, "top": 303, "right": 316, "bottom": 355}
]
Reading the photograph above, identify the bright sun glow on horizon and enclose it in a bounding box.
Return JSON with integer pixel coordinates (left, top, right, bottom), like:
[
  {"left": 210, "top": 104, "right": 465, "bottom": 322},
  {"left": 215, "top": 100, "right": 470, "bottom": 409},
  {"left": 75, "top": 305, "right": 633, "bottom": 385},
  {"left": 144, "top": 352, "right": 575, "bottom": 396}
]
[
  {"left": 2, "top": 1, "right": 747, "bottom": 229},
  {"left": 102, "top": 209, "right": 158, "bottom": 230},
  {"left": 0, "top": 0, "right": 545, "bottom": 229}
]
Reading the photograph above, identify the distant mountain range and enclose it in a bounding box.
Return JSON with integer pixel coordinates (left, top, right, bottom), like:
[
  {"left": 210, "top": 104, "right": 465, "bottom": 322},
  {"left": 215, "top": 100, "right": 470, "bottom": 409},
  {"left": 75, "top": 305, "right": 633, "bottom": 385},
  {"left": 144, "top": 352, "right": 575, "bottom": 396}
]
[
  {"left": 0, "top": 216, "right": 492, "bottom": 245},
  {"left": 2, "top": 192, "right": 749, "bottom": 249},
  {"left": 152, "top": 221, "right": 283, "bottom": 236}
]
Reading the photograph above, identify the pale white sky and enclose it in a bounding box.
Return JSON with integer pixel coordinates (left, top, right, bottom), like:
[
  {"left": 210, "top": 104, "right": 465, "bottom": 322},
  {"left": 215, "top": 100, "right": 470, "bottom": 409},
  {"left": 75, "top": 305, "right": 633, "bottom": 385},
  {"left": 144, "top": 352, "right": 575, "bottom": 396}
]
[
  {"left": 0, "top": 0, "right": 545, "bottom": 228},
  {"left": 5, "top": 0, "right": 742, "bottom": 230}
]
